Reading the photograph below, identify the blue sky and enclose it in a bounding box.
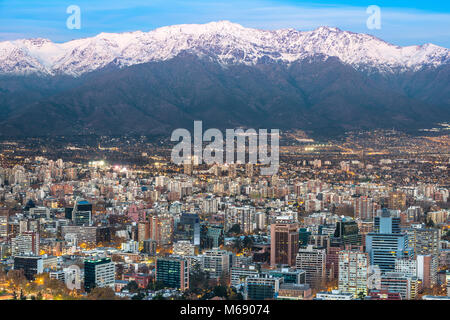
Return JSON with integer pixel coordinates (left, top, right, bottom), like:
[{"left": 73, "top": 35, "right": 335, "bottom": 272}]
[{"left": 0, "top": 0, "right": 449, "bottom": 47}]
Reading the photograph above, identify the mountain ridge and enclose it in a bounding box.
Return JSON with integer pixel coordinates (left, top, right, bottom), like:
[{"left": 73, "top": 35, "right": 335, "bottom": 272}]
[{"left": 1, "top": 21, "right": 449, "bottom": 77}]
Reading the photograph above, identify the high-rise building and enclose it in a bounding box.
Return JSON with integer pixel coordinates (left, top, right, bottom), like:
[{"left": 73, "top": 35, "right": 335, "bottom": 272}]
[
  {"left": 11, "top": 231, "right": 40, "bottom": 255},
  {"left": 72, "top": 199, "right": 92, "bottom": 226},
  {"left": 202, "top": 249, "right": 230, "bottom": 280},
  {"left": 84, "top": 257, "right": 115, "bottom": 292},
  {"left": 155, "top": 257, "right": 189, "bottom": 291},
  {"left": 296, "top": 245, "right": 326, "bottom": 289},
  {"left": 200, "top": 224, "right": 224, "bottom": 250},
  {"left": 338, "top": 250, "right": 369, "bottom": 296},
  {"left": 0, "top": 208, "right": 9, "bottom": 239},
  {"left": 417, "top": 254, "right": 438, "bottom": 289},
  {"left": 366, "top": 212, "right": 413, "bottom": 273},
  {"left": 137, "top": 221, "right": 150, "bottom": 242},
  {"left": 174, "top": 213, "right": 200, "bottom": 246},
  {"left": 388, "top": 191, "right": 407, "bottom": 210},
  {"left": 270, "top": 219, "right": 299, "bottom": 267},
  {"left": 353, "top": 196, "right": 375, "bottom": 220},
  {"left": 406, "top": 228, "right": 440, "bottom": 257},
  {"left": 380, "top": 272, "right": 418, "bottom": 300},
  {"left": 333, "top": 221, "right": 361, "bottom": 246}
]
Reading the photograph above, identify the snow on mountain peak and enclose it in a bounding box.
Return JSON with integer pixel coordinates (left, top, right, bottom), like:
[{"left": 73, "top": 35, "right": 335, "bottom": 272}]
[{"left": 0, "top": 21, "right": 448, "bottom": 76}]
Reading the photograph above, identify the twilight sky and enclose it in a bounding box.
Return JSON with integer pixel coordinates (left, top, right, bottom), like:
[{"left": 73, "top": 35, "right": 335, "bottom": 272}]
[{"left": 0, "top": 0, "right": 449, "bottom": 47}]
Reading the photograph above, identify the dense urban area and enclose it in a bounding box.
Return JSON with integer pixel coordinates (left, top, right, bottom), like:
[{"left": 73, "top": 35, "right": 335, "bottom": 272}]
[{"left": 0, "top": 130, "right": 448, "bottom": 300}]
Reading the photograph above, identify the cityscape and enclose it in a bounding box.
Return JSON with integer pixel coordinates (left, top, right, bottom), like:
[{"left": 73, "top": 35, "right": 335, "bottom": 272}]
[
  {"left": 0, "top": 128, "right": 447, "bottom": 301},
  {"left": 0, "top": 0, "right": 449, "bottom": 308}
]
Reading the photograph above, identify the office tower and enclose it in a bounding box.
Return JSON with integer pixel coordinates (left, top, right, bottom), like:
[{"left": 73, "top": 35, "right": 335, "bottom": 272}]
[
  {"left": 245, "top": 275, "right": 281, "bottom": 300},
  {"left": 333, "top": 221, "right": 361, "bottom": 246},
  {"left": 366, "top": 232, "right": 412, "bottom": 273},
  {"left": 155, "top": 257, "right": 189, "bottom": 291},
  {"left": 174, "top": 213, "right": 200, "bottom": 246},
  {"left": 353, "top": 196, "right": 375, "bottom": 220},
  {"left": 11, "top": 231, "right": 40, "bottom": 255},
  {"left": 366, "top": 212, "right": 413, "bottom": 273},
  {"left": 200, "top": 224, "right": 224, "bottom": 250},
  {"left": 0, "top": 208, "right": 9, "bottom": 239},
  {"left": 72, "top": 199, "right": 92, "bottom": 226},
  {"left": 296, "top": 245, "right": 326, "bottom": 289},
  {"left": 270, "top": 219, "right": 299, "bottom": 267},
  {"left": 202, "top": 249, "right": 230, "bottom": 280},
  {"left": 338, "top": 250, "right": 369, "bottom": 296},
  {"left": 13, "top": 255, "right": 44, "bottom": 280},
  {"left": 388, "top": 191, "right": 407, "bottom": 210},
  {"left": 84, "top": 257, "right": 115, "bottom": 292},
  {"left": 374, "top": 210, "right": 401, "bottom": 233}
]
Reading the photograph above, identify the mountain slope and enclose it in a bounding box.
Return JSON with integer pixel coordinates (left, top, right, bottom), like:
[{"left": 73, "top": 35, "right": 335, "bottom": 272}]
[{"left": 1, "top": 54, "right": 447, "bottom": 137}]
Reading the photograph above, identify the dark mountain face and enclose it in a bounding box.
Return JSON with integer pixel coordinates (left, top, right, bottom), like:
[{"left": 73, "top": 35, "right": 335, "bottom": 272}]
[{"left": 0, "top": 54, "right": 448, "bottom": 138}]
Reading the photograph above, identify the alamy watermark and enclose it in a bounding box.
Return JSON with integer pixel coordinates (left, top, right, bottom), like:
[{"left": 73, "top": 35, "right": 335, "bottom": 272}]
[
  {"left": 366, "top": 5, "right": 381, "bottom": 30},
  {"left": 171, "top": 121, "right": 279, "bottom": 175},
  {"left": 66, "top": 5, "right": 81, "bottom": 30}
]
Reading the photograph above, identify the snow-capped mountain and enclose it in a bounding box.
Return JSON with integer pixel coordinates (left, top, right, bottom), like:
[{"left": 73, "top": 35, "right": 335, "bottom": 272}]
[{"left": 0, "top": 21, "right": 449, "bottom": 76}]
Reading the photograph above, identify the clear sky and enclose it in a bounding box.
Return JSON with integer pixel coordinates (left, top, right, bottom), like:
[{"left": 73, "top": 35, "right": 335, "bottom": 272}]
[{"left": 0, "top": 0, "right": 449, "bottom": 48}]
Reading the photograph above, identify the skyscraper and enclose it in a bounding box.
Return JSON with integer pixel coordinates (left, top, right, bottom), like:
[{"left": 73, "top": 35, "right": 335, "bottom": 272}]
[
  {"left": 366, "top": 212, "right": 413, "bottom": 273},
  {"left": 270, "top": 219, "right": 299, "bottom": 267}
]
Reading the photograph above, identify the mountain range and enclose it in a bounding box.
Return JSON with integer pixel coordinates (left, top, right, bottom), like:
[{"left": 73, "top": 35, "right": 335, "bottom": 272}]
[{"left": 0, "top": 21, "right": 449, "bottom": 137}]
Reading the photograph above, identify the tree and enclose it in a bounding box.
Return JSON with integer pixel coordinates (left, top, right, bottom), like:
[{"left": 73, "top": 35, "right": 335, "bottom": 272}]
[
  {"left": 7, "top": 269, "right": 27, "bottom": 291},
  {"left": 243, "top": 236, "right": 254, "bottom": 249},
  {"left": 123, "top": 281, "right": 140, "bottom": 293},
  {"left": 188, "top": 264, "right": 210, "bottom": 294},
  {"left": 357, "top": 291, "right": 365, "bottom": 300},
  {"left": 228, "top": 224, "right": 241, "bottom": 235},
  {"left": 86, "top": 287, "right": 117, "bottom": 300}
]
